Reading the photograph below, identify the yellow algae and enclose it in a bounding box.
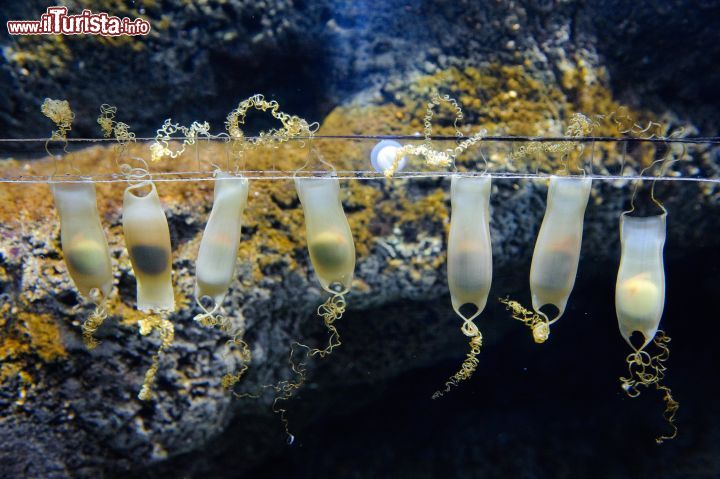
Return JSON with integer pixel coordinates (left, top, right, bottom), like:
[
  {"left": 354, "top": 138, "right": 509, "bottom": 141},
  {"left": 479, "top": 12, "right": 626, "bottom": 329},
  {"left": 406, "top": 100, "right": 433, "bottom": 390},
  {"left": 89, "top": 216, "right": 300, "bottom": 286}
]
[
  {"left": 0, "top": 305, "right": 67, "bottom": 385},
  {"left": 94, "top": 35, "right": 146, "bottom": 51},
  {"left": 20, "top": 312, "right": 67, "bottom": 362},
  {"left": 373, "top": 63, "right": 662, "bottom": 174},
  {"left": 314, "top": 62, "right": 664, "bottom": 181},
  {"left": 344, "top": 181, "right": 382, "bottom": 257},
  {"left": 386, "top": 188, "right": 449, "bottom": 233},
  {"left": 7, "top": 36, "right": 72, "bottom": 74},
  {"left": 156, "top": 15, "right": 172, "bottom": 31}
]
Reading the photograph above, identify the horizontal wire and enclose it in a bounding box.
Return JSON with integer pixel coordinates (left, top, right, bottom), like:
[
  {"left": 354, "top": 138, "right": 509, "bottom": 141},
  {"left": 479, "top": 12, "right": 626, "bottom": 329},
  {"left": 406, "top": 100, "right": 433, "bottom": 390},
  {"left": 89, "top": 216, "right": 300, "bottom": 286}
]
[
  {"left": 2, "top": 170, "right": 716, "bottom": 184},
  {"left": 1, "top": 135, "right": 716, "bottom": 183},
  {"left": 0, "top": 135, "right": 719, "bottom": 144}
]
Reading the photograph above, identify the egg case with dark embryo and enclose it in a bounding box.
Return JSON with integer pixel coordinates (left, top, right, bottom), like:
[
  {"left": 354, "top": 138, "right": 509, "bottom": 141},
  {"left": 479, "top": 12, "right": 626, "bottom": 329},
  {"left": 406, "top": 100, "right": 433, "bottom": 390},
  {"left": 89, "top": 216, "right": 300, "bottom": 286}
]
[{"left": 123, "top": 181, "right": 174, "bottom": 312}]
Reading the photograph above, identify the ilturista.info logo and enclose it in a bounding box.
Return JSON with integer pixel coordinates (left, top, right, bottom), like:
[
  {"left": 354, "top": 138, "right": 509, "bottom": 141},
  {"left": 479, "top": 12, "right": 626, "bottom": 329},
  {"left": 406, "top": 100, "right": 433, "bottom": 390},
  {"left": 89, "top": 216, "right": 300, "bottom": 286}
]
[{"left": 7, "top": 7, "right": 151, "bottom": 36}]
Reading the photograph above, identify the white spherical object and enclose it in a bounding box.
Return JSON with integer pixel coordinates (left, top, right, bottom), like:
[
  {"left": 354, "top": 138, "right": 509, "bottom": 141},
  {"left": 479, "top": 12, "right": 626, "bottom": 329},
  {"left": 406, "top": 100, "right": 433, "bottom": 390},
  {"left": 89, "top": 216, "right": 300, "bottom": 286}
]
[
  {"left": 617, "top": 274, "right": 659, "bottom": 318},
  {"left": 371, "top": 140, "right": 407, "bottom": 173}
]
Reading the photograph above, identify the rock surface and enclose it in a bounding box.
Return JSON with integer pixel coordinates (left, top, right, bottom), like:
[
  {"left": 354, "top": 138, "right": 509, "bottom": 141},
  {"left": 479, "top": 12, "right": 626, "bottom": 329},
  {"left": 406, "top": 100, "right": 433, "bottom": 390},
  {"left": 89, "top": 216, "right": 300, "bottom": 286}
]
[{"left": 2, "top": 0, "right": 719, "bottom": 142}]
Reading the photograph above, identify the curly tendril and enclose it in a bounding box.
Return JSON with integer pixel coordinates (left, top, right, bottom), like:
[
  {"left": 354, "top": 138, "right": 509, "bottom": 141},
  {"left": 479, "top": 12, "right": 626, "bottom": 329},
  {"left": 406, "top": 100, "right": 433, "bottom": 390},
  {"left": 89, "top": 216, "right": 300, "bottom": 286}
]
[
  {"left": 230, "top": 342, "right": 312, "bottom": 444},
  {"left": 309, "top": 292, "right": 346, "bottom": 358},
  {"left": 499, "top": 297, "right": 550, "bottom": 344},
  {"left": 96, "top": 104, "right": 141, "bottom": 175},
  {"left": 220, "top": 340, "right": 252, "bottom": 389},
  {"left": 608, "top": 106, "right": 666, "bottom": 138},
  {"left": 194, "top": 304, "right": 253, "bottom": 390},
  {"left": 41, "top": 98, "right": 75, "bottom": 162},
  {"left": 225, "top": 93, "right": 319, "bottom": 144},
  {"left": 41, "top": 98, "right": 74, "bottom": 142},
  {"left": 81, "top": 288, "right": 110, "bottom": 350},
  {"left": 433, "top": 301, "right": 484, "bottom": 400},
  {"left": 100, "top": 109, "right": 150, "bottom": 185},
  {"left": 432, "top": 331, "right": 483, "bottom": 400},
  {"left": 423, "top": 93, "right": 464, "bottom": 144},
  {"left": 620, "top": 330, "right": 679, "bottom": 444},
  {"left": 113, "top": 121, "right": 136, "bottom": 147},
  {"left": 97, "top": 104, "right": 117, "bottom": 138},
  {"left": 137, "top": 314, "right": 174, "bottom": 401},
  {"left": 511, "top": 112, "right": 597, "bottom": 163},
  {"left": 268, "top": 341, "right": 312, "bottom": 445},
  {"left": 384, "top": 93, "right": 486, "bottom": 178},
  {"left": 150, "top": 119, "right": 212, "bottom": 162},
  {"left": 224, "top": 94, "right": 320, "bottom": 169},
  {"left": 252, "top": 292, "right": 348, "bottom": 443}
]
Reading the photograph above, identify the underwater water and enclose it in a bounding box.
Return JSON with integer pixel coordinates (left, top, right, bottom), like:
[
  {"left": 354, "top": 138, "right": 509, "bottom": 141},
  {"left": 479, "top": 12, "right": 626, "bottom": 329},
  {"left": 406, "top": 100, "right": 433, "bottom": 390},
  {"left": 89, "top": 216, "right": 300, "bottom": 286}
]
[{"left": 1, "top": 1, "right": 720, "bottom": 478}]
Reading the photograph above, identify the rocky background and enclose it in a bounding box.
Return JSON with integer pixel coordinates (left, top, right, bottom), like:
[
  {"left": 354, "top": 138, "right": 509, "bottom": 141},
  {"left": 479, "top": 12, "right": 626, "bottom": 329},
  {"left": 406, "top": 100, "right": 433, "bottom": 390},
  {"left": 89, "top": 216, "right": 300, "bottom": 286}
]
[{"left": 0, "top": 1, "right": 719, "bottom": 478}]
